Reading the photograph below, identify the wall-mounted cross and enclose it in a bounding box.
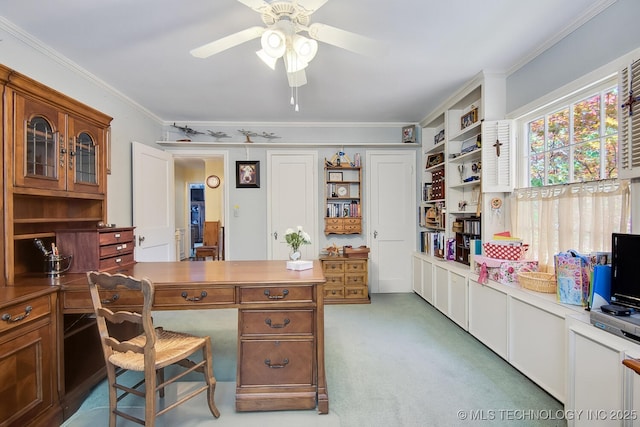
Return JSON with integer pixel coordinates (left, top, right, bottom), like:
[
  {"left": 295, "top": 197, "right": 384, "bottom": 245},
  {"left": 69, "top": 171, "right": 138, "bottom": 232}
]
[
  {"left": 622, "top": 89, "right": 640, "bottom": 117},
  {"left": 493, "top": 138, "right": 503, "bottom": 157}
]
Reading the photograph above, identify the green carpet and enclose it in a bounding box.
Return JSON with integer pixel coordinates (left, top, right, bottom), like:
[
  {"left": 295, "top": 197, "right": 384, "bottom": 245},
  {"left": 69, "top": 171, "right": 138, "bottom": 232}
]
[{"left": 64, "top": 293, "right": 565, "bottom": 427}]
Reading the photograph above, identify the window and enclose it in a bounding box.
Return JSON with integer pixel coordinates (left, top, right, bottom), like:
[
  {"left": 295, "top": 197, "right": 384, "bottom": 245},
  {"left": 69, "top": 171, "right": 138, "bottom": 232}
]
[{"left": 519, "top": 78, "right": 618, "bottom": 187}]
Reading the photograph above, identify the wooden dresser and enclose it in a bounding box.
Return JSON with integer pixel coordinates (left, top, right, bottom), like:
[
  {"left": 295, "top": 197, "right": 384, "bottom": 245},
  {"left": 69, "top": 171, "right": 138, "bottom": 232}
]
[
  {"left": 56, "top": 227, "right": 136, "bottom": 273},
  {"left": 320, "top": 256, "right": 370, "bottom": 304}
]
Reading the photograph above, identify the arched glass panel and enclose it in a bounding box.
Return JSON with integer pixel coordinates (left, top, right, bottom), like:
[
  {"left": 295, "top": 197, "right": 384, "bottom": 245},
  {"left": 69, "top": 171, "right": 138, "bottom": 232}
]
[
  {"left": 26, "top": 116, "right": 56, "bottom": 178},
  {"left": 75, "top": 132, "right": 97, "bottom": 184}
]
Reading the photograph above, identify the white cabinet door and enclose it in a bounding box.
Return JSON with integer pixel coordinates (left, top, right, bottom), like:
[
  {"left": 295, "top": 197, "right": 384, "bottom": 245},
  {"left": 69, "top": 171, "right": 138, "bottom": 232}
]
[
  {"left": 449, "top": 271, "right": 468, "bottom": 330},
  {"left": 509, "top": 297, "right": 566, "bottom": 402},
  {"left": 568, "top": 322, "right": 624, "bottom": 427},
  {"left": 468, "top": 279, "right": 508, "bottom": 359},
  {"left": 422, "top": 258, "right": 434, "bottom": 305},
  {"left": 434, "top": 265, "right": 448, "bottom": 315},
  {"left": 412, "top": 255, "right": 423, "bottom": 295}
]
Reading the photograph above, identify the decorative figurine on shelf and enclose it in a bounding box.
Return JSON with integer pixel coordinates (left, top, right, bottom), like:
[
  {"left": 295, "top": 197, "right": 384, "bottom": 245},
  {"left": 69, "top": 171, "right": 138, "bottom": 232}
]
[
  {"left": 325, "top": 243, "right": 340, "bottom": 257},
  {"left": 238, "top": 129, "right": 258, "bottom": 143},
  {"left": 326, "top": 151, "right": 354, "bottom": 167}
]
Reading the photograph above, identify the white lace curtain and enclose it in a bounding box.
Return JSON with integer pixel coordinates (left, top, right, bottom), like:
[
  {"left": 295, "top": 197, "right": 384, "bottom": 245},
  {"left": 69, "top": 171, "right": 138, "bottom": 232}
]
[{"left": 509, "top": 179, "right": 631, "bottom": 271}]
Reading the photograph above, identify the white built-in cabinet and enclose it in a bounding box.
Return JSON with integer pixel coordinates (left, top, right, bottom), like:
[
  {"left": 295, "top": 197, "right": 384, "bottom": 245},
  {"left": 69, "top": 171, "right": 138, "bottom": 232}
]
[{"left": 413, "top": 252, "right": 584, "bottom": 404}]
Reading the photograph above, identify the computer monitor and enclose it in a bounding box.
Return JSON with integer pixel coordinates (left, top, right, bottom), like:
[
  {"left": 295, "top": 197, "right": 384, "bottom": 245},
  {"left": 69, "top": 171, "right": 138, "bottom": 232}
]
[{"left": 610, "top": 233, "right": 640, "bottom": 310}]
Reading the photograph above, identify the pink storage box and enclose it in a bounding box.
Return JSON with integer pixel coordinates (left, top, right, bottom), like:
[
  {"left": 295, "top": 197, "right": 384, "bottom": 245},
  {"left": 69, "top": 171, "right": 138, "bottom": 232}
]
[{"left": 474, "top": 256, "right": 538, "bottom": 285}]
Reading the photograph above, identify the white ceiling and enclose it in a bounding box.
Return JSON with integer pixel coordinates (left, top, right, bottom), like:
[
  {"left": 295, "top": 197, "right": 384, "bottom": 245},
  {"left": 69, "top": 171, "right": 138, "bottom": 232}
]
[{"left": 1, "top": 0, "right": 613, "bottom": 124}]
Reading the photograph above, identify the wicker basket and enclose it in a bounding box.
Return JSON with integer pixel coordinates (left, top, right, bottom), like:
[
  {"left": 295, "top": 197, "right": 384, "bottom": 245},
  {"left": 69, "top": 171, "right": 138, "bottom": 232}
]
[{"left": 518, "top": 272, "right": 557, "bottom": 293}]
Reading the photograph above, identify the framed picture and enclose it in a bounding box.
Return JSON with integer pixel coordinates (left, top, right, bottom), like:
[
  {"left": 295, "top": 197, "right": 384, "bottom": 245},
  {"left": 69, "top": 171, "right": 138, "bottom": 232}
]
[
  {"left": 402, "top": 125, "right": 416, "bottom": 143},
  {"left": 434, "top": 129, "right": 445, "bottom": 145},
  {"left": 460, "top": 107, "right": 478, "bottom": 130},
  {"left": 426, "top": 153, "right": 444, "bottom": 168},
  {"left": 236, "top": 160, "right": 260, "bottom": 188},
  {"left": 329, "top": 171, "right": 343, "bottom": 181},
  {"left": 335, "top": 183, "right": 350, "bottom": 198}
]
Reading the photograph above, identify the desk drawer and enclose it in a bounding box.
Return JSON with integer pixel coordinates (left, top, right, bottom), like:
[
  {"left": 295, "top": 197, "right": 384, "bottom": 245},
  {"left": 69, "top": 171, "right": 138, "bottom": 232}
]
[
  {"left": 100, "top": 242, "right": 134, "bottom": 258},
  {"left": 0, "top": 295, "right": 51, "bottom": 334},
  {"left": 240, "top": 286, "right": 313, "bottom": 304},
  {"left": 64, "top": 289, "right": 142, "bottom": 310},
  {"left": 99, "top": 229, "right": 134, "bottom": 246},
  {"left": 99, "top": 253, "right": 135, "bottom": 271},
  {"left": 241, "top": 310, "right": 313, "bottom": 336},
  {"left": 239, "top": 340, "right": 314, "bottom": 386},
  {"left": 323, "top": 285, "right": 345, "bottom": 299},
  {"left": 345, "top": 273, "right": 367, "bottom": 286},
  {"left": 154, "top": 287, "right": 235, "bottom": 307},
  {"left": 345, "top": 286, "right": 368, "bottom": 299}
]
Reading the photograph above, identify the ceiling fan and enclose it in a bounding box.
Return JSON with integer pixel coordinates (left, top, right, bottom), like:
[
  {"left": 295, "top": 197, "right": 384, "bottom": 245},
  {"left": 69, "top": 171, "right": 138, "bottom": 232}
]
[{"left": 190, "top": 0, "right": 378, "bottom": 88}]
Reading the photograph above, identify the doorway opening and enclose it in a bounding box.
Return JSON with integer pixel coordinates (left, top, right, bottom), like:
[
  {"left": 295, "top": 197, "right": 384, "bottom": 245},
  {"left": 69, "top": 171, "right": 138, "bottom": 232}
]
[{"left": 190, "top": 183, "right": 205, "bottom": 257}]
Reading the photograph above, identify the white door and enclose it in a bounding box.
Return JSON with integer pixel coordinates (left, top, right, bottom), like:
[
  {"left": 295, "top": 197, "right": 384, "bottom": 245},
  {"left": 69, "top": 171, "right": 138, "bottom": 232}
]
[
  {"left": 132, "top": 141, "right": 176, "bottom": 261},
  {"left": 267, "top": 151, "right": 318, "bottom": 260},
  {"left": 367, "top": 151, "right": 416, "bottom": 293}
]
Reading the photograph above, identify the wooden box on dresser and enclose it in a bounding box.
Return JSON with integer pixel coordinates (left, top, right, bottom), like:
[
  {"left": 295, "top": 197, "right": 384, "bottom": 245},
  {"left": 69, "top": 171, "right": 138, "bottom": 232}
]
[
  {"left": 1, "top": 64, "right": 114, "bottom": 424},
  {"left": 319, "top": 256, "right": 369, "bottom": 304},
  {"left": 56, "top": 227, "right": 136, "bottom": 273}
]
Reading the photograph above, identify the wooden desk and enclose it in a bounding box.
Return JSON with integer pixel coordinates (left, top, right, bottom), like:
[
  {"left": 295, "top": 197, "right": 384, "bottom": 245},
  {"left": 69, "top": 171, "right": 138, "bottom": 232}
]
[{"left": 59, "top": 260, "right": 328, "bottom": 414}]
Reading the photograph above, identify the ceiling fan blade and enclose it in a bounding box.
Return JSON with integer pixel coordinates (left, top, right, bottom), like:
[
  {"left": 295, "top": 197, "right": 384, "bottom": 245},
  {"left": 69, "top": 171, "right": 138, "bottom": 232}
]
[
  {"left": 190, "top": 26, "right": 265, "bottom": 58},
  {"left": 287, "top": 69, "right": 307, "bottom": 87},
  {"left": 296, "top": 0, "right": 329, "bottom": 14},
  {"left": 307, "top": 23, "right": 379, "bottom": 57},
  {"left": 236, "top": 0, "right": 271, "bottom": 13}
]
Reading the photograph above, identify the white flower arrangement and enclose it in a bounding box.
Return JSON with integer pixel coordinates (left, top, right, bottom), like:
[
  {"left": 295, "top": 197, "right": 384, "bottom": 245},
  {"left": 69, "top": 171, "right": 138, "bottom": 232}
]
[{"left": 285, "top": 226, "right": 311, "bottom": 253}]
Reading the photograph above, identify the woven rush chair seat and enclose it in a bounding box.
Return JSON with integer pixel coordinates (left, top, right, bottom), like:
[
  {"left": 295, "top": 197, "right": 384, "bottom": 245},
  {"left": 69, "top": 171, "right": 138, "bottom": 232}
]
[{"left": 87, "top": 271, "right": 220, "bottom": 426}]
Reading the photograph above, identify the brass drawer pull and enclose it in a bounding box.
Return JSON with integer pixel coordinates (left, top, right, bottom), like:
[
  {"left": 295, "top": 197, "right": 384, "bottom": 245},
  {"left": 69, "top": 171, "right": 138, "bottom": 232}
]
[
  {"left": 101, "top": 294, "right": 119, "bottom": 304},
  {"left": 181, "top": 291, "right": 208, "bottom": 302},
  {"left": 2, "top": 305, "right": 32, "bottom": 323},
  {"left": 264, "top": 289, "right": 289, "bottom": 300},
  {"left": 265, "top": 318, "right": 290, "bottom": 329},
  {"left": 264, "top": 358, "right": 289, "bottom": 369}
]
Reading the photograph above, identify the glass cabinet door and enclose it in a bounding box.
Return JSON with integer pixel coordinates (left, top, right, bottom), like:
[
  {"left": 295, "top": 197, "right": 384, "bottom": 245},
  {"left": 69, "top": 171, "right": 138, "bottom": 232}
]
[
  {"left": 68, "top": 116, "right": 105, "bottom": 194},
  {"left": 14, "top": 94, "right": 66, "bottom": 191}
]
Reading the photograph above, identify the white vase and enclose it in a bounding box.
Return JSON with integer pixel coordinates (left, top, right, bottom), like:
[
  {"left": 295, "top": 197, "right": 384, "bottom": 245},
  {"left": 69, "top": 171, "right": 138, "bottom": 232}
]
[{"left": 289, "top": 250, "right": 301, "bottom": 261}]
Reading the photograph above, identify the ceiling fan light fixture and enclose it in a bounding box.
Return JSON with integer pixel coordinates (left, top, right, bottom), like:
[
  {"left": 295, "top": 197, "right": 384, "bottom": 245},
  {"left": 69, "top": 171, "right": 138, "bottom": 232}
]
[
  {"left": 293, "top": 35, "right": 318, "bottom": 63},
  {"left": 261, "top": 29, "right": 286, "bottom": 58},
  {"left": 256, "top": 49, "right": 278, "bottom": 69}
]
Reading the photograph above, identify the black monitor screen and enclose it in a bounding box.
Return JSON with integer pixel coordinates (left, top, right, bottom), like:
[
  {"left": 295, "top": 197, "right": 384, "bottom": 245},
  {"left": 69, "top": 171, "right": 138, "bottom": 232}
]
[{"left": 611, "top": 233, "right": 640, "bottom": 310}]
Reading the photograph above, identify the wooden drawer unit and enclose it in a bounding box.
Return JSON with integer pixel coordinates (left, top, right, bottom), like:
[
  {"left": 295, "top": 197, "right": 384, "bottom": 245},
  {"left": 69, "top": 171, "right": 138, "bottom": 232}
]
[
  {"left": 56, "top": 227, "right": 136, "bottom": 273},
  {"left": 0, "top": 289, "right": 60, "bottom": 427},
  {"left": 324, "top": 217, "right": 362, "bottom": 234},
  {"left": 239, "top": 340, "right": 314, "bottom": 386},
  {"left": 320, "top": 256, "right": 369, "bottom": 304}
]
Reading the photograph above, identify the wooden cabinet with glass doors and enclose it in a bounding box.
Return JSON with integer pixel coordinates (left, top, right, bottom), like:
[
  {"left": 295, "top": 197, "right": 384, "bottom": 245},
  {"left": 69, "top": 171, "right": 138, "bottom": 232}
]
[{"left": 1, "top": 64, "right": 112, "bottom": 283}]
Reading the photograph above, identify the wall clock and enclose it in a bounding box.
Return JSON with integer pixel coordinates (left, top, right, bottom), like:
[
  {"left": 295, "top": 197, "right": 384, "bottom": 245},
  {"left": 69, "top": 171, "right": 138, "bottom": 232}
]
[
  {"left": 206, "top": 175, "right": 220, "bottom": 189},
  {"left": 336, "top": 184, "right": 349, "bottom": 197}
]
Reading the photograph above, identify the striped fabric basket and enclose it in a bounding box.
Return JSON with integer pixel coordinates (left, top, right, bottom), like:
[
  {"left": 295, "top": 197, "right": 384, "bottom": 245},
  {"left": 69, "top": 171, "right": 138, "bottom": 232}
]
[{"left": 482, "top": 242, "right": 529, "bottom": 261}]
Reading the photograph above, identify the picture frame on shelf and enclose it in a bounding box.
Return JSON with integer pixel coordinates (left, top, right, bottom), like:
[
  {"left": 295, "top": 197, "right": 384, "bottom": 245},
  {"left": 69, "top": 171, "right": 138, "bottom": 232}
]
[
  {"left": 336, "top": 183, "right": 350, "bottom": 198},
  {"left": 402, "top": 125, "right": 416, "bottom": 143},
  {"left": 426, "top": 153, "right": 444, "bottom": 168},
  {"left": 235, "top": 160, "right": 260, "bottom": 188},
  {"left": 329, "top": 171, "right": 343, "bottom": 181},
  {"left": 461, "top": 107, "right": 478, "bottom": 130},
  {"left": 434, "top": 129, "right": 445, "bottom": 145}
]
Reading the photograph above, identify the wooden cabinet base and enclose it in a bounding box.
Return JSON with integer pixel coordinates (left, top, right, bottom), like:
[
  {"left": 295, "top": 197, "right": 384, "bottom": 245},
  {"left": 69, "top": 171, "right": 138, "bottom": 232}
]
[
  {"left": 235, "top": 390, "right": 318, "bottom": 412},
  {"left": 320, "top": 256, "right": 370, "bottom": 304}
]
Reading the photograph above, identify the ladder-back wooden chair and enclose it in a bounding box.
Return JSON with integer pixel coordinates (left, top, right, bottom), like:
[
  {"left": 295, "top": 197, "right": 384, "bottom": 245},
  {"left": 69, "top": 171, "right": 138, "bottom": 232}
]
[
  {"left": 195, "top": 221, "right": 220, "bottom": 260},
  {"left": 86, "top": 271, "right": 220, "bottom": 426}
]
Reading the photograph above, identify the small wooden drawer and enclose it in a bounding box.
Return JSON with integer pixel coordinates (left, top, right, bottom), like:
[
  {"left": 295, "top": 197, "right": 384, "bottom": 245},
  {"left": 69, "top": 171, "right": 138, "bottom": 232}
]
[
  {"left": 325, "top": 218, "right": 342, "bottom": 226},
  {"left": 100, "top": 242, "right": 134, "bottom": 258},
  {"left": 239, "top": 340, "right": 314, "bottom": 386},
  {"left": 240, "top": 286, "right": 313, "bottom": 304},
  {"left": 99, "top": 229, "right": 135, "bottom": 246},
  {"left": 64, "top": 289, "right": 142, "bottom": 310},
  {"left": 324, "top": 274, "right": 344, "bottom": 286},
  {"left": 322, "top": 261, "right": 344, "bottom": 274},
  {"left": 99, "top": 253, "right": 135, "bottom": 271},
  {"left": 345, "top": 286, "right": 368, "bottom": 299},
  {"left": 345, "top": 274, "right": 366, "bottom": 286},
  {"left": 154, "top": 287, "right": 235, "bottom": 307},
  {"left": 345, "top": 261, "right": 366, "bottom": 273},
  {"left": 343, "top": 218, "right": 361, "bottom": 225},
  {"left": 0, "top": 295, "right": 51, "bottom": 334},
  {"left": 323, "top": 286, "right": 344, "bottom": 299},
  {"left": 240, "top": 310, "right": 313, "bottom": 336}
]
